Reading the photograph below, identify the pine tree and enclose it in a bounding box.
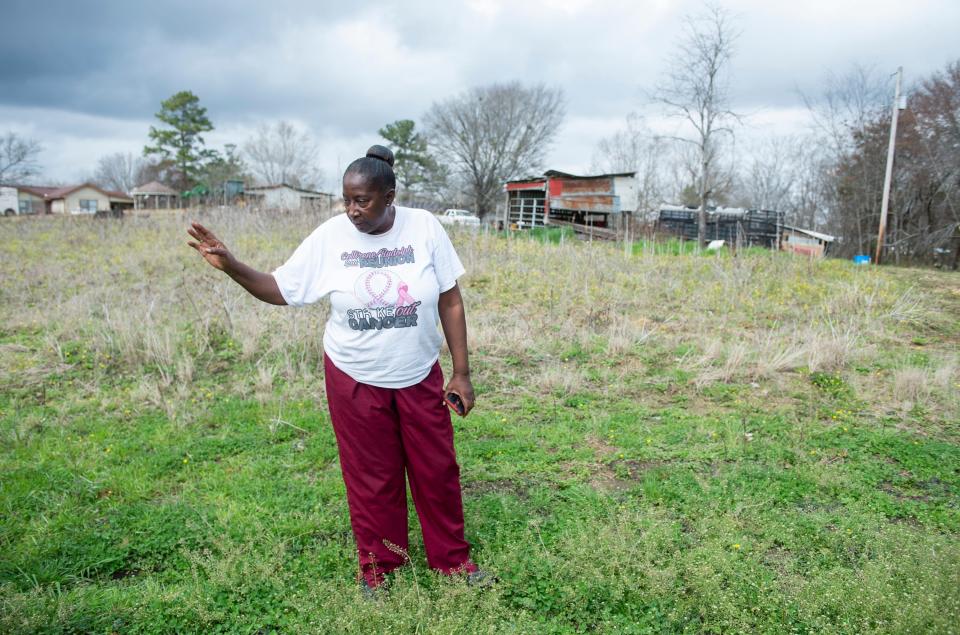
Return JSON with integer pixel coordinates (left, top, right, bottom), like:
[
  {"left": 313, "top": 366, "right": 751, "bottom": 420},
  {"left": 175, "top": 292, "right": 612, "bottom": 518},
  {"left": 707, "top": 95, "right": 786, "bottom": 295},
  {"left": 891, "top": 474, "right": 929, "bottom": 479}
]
[
  {"left": 379, "top": 120, "right": 437, "bottom": 196},
  {"left": 144, "top": 91, "right": 217, "bottom": 189}
]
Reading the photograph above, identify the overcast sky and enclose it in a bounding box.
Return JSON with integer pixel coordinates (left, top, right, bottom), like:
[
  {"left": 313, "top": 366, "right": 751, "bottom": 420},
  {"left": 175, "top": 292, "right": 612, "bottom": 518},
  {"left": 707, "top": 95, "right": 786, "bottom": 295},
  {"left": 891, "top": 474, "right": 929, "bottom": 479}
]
[{"left": 2, "top": 0, "right": 957, "bottom": 191}]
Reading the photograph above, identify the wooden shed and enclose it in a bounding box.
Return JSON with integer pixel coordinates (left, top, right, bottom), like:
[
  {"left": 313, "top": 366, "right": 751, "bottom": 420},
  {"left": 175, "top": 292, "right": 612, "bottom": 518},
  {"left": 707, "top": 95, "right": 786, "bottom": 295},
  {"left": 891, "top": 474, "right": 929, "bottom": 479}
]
[
  {"left": 503, "top": 170, "right": 638, "bottom": 237},
  {"left": 780, "top": 225, "right": 836, "bottom": 257},
  {"left": 244, "top": 184, "right": 334, "bottom": 211}
]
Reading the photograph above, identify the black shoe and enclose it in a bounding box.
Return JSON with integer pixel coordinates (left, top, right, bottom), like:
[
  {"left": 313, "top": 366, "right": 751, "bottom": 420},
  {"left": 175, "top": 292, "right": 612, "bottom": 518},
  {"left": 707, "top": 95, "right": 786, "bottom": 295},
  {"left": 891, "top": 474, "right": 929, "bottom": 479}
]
[{"left": 465, "top": 569, "right": 498, "bottom": 588}]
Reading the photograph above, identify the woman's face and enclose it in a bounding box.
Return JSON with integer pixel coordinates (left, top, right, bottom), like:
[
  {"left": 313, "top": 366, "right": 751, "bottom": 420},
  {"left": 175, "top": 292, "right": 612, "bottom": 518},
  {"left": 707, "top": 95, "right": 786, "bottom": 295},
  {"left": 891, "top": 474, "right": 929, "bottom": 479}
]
[{"left": 342, "top": 172, "right": 395, "bottom": 235}]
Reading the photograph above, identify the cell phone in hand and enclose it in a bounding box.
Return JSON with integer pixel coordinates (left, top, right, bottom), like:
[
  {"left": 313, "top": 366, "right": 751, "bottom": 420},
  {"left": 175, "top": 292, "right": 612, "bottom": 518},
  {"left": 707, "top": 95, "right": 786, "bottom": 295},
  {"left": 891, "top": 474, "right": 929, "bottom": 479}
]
[{"left": 445, "top": 392, "right": 465, "bottom": 416}]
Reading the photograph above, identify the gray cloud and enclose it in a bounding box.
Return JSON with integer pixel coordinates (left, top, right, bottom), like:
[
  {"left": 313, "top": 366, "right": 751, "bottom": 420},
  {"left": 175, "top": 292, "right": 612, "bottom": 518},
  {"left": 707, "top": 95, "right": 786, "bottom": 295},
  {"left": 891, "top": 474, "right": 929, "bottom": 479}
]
[{"left": 2, "top": 0, "right": 958, "bottom": 183}]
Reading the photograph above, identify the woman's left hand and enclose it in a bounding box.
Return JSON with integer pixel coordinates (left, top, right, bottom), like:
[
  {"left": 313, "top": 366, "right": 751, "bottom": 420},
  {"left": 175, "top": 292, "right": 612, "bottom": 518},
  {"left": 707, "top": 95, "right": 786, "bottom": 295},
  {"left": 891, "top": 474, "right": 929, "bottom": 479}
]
[{"left": 444, "top": 373, "right": 475, "bottom": 417}]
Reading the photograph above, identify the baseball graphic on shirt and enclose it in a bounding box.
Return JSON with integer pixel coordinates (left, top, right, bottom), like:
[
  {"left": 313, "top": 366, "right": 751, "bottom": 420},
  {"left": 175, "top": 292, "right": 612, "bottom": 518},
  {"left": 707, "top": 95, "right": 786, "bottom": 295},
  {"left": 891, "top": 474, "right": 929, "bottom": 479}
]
[{"left": 354, "top": 270, "right": 417, "bottom": 308}]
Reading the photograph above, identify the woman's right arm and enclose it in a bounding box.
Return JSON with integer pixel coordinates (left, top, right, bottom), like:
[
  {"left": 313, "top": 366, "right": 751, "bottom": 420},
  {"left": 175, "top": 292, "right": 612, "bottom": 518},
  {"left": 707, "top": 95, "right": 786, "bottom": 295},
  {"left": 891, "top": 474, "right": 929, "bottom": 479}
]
[{"left": 187, "top": 222, "right": 287, "bottom": 306}]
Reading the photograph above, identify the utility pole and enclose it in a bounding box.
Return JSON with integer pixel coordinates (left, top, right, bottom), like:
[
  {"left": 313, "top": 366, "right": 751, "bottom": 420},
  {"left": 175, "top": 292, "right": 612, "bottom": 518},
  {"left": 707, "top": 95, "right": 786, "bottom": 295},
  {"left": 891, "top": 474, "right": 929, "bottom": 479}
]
[{"left": 875, "top": 66, "right": 904, "bottom": 265}]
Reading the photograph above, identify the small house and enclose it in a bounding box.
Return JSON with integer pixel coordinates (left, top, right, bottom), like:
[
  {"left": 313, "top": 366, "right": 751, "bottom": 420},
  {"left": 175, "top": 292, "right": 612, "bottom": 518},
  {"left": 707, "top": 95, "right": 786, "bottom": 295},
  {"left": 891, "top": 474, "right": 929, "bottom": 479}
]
[
  {"left": 0, "top": 183, "right": 132, "bottom": 215},
  {"left": 1, "top": 184, "right": 51, "bottom": 215}
]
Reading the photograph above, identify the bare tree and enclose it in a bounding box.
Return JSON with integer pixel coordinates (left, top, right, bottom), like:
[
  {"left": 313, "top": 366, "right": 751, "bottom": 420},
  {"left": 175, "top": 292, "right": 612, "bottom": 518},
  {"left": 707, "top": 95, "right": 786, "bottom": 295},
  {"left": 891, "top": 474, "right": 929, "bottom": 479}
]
[
  {"left": 729, "top": 134, "right": 831, "bottom": 229},
  {"left": 787, "top": 138, "right": 832, "bottom": 229},
  {"left": 737, "top": 136, "right": 798, "bottom": 211},
  {"left": 0, "top": 132, "right": 42, "bottom": 183},
  {"left": 652, "top": 2, "right": 740, "bottom": 245},
  {"left": 424, "top": 82, "right": 565, "bottom": 219},
  {"left": 803, "top": 64, "right": 889, "bottom": 160},
  {"left": 244, "top": 121, "right": 323, "bottom": 190},
  {"left": 591, "top": 114, "right": 671, "bottom": 218},
  {"left": 802, "top": 65, "right": 891, "bottom": 252},
  {"left": 93, "top": 152, "right": 145, "bottom": 193},
  {"left": 591, "top": 114, "right": 649, "bottom": 174}
]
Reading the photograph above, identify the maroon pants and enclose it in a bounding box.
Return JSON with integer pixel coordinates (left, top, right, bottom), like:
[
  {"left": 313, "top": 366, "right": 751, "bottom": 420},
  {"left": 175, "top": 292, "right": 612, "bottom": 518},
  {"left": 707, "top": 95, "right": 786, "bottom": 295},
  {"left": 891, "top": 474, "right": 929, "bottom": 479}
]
[{"left": 323, "top": 353, "right": 476, "bottom": 586}]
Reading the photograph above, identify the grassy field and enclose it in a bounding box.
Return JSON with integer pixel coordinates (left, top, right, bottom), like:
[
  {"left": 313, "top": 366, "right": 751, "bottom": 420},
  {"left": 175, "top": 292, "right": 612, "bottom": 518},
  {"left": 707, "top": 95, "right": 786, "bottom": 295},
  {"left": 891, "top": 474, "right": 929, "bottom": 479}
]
[{"left": 1, "top": 209, "right": 958, "bottom": 634}]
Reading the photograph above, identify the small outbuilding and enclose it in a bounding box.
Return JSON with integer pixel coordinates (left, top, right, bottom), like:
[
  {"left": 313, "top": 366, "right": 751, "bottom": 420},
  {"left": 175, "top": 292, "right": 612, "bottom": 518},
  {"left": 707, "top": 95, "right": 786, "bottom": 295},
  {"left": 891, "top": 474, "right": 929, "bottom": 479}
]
[
  {"left": 132, "top": 181, "right": 180, "bottom": 210},
  {"left": 503, "top": 170, "right": 638, "bottom": 238},
  {"left": 780, "top": 225, "right": 836, "bottom": 257},
  {"left": 244, "top": 183, "right": 334, "bottom": 211}
]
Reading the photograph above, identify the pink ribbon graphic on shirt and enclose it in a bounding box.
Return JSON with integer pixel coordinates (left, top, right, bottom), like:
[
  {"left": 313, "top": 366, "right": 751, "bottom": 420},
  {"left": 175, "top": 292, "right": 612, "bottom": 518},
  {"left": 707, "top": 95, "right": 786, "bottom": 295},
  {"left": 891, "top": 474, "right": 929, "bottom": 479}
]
[
  {"left": 395, "top": 283, "right": 416, "bottom": 307},
  {"left": 362, "top": 271, "right": 393, "bottom": 308}
]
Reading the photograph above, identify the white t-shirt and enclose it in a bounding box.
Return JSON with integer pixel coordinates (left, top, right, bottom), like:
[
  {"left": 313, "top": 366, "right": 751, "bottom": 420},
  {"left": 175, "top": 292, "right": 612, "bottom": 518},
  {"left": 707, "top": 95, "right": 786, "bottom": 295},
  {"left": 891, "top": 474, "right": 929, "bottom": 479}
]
[{"left": 272, "top": 206, "right": 466, "bottom": 388}]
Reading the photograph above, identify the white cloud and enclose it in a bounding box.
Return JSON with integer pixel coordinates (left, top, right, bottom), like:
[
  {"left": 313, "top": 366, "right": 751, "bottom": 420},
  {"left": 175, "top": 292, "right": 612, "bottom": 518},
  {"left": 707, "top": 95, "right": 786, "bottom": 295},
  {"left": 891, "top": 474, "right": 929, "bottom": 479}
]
[{"left": 0, "top": 106, "right": 149, "bottom": 183}]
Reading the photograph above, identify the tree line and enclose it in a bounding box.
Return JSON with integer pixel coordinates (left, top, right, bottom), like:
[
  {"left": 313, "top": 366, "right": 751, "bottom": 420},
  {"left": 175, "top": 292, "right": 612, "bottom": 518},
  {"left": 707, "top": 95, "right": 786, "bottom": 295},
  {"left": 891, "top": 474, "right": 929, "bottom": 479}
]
[
  {"left": 586, "top": 4, "right": 959, "bottom": 264},
  {"left": 586, "top": 57, "right": 960, "bottom": 263},
  {"left": 2, "top": 2, "right": 957, "bottom": 264}
]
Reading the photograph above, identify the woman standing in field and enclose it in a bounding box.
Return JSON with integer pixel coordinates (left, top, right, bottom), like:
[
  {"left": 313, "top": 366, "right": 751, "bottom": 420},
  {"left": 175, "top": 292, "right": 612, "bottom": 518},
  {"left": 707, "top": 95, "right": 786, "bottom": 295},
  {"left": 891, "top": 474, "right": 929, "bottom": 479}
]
[{"left": 186, "top": 145, "right": 492, "bottom": 594}]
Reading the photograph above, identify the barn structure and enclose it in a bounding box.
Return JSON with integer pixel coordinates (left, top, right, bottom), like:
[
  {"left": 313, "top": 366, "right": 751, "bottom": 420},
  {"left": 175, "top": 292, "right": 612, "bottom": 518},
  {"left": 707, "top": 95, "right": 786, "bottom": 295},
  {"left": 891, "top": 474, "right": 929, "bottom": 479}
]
[{"left": 503, "top": 170, "right": 638, "bottom": 238}]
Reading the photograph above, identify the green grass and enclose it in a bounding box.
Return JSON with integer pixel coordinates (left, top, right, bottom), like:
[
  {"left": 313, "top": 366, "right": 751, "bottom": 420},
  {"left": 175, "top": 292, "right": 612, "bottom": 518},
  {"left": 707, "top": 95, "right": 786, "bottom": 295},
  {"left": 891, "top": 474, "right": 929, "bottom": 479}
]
[
  {"left": 526, "top": 226, "right": 576, "bottom": 244},
  {"left": 1, "top": 211, "right": 959, "bottom": 633},
  {"left": 631, "top": 237, "right": 700, "bottom": 256}
]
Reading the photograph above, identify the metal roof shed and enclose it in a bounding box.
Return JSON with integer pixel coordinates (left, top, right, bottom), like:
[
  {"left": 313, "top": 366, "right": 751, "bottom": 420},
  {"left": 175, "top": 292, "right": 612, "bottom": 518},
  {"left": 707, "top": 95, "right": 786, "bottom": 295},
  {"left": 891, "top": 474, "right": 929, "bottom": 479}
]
[{"left": 503, "top": 170, "right": 638, "bottom": 238}]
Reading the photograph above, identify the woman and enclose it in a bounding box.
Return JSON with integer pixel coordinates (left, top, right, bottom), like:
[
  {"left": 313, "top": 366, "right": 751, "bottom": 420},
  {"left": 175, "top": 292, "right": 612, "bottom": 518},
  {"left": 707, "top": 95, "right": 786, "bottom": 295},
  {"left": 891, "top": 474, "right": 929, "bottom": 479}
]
[{"left": 186, "top": 145, "right": 491, "bottom": 593}]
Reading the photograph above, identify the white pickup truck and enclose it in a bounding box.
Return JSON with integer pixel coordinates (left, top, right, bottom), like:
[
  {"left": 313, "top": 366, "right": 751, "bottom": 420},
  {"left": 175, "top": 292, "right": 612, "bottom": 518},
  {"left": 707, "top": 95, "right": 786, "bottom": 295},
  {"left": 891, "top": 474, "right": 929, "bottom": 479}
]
[{"left": 437, "top": 208, "right": 480, "bottom": 227}]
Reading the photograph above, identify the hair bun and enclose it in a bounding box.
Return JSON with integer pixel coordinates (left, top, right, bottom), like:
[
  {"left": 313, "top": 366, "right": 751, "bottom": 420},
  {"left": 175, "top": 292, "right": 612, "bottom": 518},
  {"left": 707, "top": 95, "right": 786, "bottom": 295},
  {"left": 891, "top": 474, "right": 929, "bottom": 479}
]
[{"left": 366, "top": 144, "right": 395, "bottom": 167}]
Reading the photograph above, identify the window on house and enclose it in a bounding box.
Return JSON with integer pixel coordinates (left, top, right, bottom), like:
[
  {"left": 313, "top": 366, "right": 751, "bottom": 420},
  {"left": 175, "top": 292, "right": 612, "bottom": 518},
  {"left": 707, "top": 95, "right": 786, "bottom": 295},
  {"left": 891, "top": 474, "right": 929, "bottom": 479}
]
[
  {"left": 79, "top": 199, "right": 98, "bottom": 212},
  {"left": 19, "top": 199, "right": 35, "bottom": 214}
]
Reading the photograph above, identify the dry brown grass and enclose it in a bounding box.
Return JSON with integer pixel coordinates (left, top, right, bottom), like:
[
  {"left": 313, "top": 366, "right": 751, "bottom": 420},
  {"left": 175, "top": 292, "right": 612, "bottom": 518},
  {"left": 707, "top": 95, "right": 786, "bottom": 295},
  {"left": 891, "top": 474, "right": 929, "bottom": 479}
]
[{"left": 0, "top": 208, "right": 954, "bottom": 423}]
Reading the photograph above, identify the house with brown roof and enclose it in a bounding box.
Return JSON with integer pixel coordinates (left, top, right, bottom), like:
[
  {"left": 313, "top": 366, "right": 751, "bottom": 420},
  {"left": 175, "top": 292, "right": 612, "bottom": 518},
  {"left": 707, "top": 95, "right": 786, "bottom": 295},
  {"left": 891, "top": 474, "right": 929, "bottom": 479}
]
[{"left": 0, "top": 183, "right": 133, "bottom": 216}]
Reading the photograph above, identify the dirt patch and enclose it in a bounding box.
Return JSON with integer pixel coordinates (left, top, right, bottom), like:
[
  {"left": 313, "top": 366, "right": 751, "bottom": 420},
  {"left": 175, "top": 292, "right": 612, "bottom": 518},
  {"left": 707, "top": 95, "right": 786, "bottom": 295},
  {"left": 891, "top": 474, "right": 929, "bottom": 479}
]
[
  {"left": 762, "top": 545, "right": 792, "bottom": 574},
  {"left": 878, "top": 477, "right": 951, "bottom": 503},
  {"left": 878, "top": 481, "right": 932, "bottom": 502},
  {"left": 586, "top": 458, "right": 670, "bottom": 493},
  {"left": 608, "top": 458, "right": 668, "bottom": 480},
  {"left": 588, "top": 468, "right": 633, "bottom": 493},
  {"left": 585, "top": 434, "right": 619, "bottom": 457}
]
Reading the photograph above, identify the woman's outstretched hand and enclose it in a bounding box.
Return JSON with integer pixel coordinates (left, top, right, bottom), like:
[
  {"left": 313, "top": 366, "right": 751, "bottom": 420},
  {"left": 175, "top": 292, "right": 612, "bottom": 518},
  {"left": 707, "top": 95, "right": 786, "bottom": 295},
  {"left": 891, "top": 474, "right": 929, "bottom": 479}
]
[{"left": 187, "top": 222, "right": 235, "bottom": 272}]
